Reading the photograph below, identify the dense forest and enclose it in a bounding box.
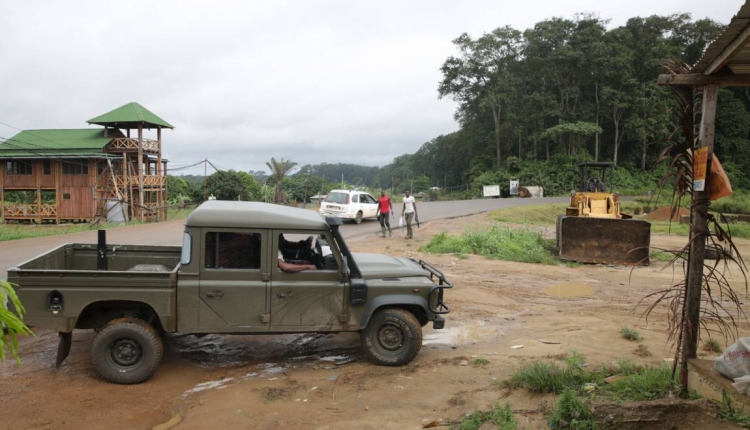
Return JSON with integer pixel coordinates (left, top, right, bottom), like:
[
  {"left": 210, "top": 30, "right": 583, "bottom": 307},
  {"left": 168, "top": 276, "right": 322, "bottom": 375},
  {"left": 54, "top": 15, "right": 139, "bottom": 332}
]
[{"left": 173, "top": 12, "right": 750, "bottom": 203}]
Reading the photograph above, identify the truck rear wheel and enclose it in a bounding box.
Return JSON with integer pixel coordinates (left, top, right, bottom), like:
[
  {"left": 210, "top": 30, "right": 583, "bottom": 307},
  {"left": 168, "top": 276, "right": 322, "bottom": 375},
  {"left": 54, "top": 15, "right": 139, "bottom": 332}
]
[
  {"left": 361, "top": 308, "right": 422, "bottom": 366},
  {"left": 90, "top": 318, "right": 163, "bottom": 384}
]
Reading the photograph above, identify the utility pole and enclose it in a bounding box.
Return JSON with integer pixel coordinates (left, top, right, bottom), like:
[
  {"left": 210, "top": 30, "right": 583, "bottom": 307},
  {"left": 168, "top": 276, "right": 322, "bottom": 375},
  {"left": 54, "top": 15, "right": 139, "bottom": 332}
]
[
  {"left": 203, "top": 158, "right": 207, "bottom": 201},
  {"left": 681, "top": 84, "right": 718, "bottom": 390},
  {"left": 341, "top": 174, "right": 344, "bottom": 188}
]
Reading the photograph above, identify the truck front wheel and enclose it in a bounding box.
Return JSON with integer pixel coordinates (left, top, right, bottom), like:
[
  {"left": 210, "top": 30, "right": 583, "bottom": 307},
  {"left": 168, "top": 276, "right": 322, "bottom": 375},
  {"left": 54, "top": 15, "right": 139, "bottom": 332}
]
[
  {"left": 361, "top": 308, "right": 422, "bottom": 366},
  {"left": 90, "top": 318, "right": 163, "bottom": 384}
]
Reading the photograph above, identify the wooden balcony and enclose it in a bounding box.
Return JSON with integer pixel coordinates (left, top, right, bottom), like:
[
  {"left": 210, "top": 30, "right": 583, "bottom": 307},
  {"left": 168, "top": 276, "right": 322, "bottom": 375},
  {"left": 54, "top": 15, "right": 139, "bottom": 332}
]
[
  {"left": 3, "top": 203, "right": 57, "bottom": 220},
  {"left": 112, "top": 175, "right": 166, "bottom": 189},
  {"left": 108, "top": 138, "right": 160, "bottom": 154}
]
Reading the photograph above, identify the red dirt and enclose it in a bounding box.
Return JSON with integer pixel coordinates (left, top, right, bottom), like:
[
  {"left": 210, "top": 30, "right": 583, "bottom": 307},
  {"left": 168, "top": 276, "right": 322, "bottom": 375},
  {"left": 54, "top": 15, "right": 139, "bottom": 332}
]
[{"left": 644, "top": 206, "right": 690, "bottom": 221}]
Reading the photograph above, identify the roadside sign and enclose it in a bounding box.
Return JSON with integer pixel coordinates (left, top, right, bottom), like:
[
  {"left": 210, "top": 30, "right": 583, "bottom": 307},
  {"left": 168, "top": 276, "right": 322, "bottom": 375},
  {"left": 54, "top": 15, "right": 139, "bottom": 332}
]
[
  {"left": 694, "top": 147, "right": 708, "bottom": 191},
  {"left": 510, "top": 180, "right": 519, "bottom": 195},
  {"left": 483, "top": 185, "right": 500, "bottom": 197}
]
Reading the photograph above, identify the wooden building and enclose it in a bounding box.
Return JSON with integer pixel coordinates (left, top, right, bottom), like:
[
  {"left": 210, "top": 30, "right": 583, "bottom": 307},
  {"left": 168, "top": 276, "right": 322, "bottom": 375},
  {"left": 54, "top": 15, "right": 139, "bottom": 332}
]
[{"left": 0, "top": 102, "right": 172, "bottom": 223}]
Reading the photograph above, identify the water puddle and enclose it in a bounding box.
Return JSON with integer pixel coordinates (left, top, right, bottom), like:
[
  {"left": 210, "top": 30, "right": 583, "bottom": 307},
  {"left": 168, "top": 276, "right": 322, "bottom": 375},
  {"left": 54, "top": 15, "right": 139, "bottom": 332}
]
[
  {"left": 542, "top": 282, "right": 595, "bottom": 298},
  {"left": 168, "top": 332, "right": 360, "bottom": 368},
  {"left": 423, "top": 320, "right": 503, "bottom": 346}
]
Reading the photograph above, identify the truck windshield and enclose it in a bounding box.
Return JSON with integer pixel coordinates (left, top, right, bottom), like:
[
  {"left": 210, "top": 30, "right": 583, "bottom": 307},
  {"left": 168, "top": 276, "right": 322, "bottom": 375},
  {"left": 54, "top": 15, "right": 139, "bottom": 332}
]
[{"left": 181, "top": 232, "right": 191, "bottom": 265}]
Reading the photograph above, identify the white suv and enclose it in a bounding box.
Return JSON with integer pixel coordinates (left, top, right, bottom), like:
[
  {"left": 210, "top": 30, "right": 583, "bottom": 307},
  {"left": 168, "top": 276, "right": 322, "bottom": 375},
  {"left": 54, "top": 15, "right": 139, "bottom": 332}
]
[{"left": 319, "top": 190, "right": 379, "bottom": 224}]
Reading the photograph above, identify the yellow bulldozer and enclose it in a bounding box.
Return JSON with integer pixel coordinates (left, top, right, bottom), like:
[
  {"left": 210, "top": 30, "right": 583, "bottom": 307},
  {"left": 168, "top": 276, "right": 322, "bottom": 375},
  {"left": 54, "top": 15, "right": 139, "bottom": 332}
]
[{"left": 556, "top": 162, "right": 651, "bottom": 265}]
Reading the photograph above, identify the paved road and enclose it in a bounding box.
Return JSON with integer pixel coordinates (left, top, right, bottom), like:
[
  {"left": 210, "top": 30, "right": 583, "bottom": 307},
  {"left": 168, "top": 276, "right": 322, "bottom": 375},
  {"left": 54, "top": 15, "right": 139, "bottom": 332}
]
[{"left": 0, "top": 197, "right": 569, "bottom": 278}]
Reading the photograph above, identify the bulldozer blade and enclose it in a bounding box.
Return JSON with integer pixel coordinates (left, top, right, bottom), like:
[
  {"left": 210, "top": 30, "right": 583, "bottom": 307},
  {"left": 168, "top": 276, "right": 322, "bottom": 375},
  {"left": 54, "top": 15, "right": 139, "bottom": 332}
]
[{"left": 557, "top": 217, "right": 651, "bottom": 265}]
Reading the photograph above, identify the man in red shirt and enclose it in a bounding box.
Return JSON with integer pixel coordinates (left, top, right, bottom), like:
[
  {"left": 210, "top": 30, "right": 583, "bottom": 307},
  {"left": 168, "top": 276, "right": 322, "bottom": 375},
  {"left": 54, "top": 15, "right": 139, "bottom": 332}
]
[{"left": 376, "top": 190, "right": 393, "bottom": 237}]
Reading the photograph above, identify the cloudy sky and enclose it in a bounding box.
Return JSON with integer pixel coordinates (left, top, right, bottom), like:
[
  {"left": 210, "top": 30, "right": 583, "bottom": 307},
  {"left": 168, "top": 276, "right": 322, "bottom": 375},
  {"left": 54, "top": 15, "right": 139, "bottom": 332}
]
[{"left": 0, "top": 1, "right": 741, "bottom": 176}]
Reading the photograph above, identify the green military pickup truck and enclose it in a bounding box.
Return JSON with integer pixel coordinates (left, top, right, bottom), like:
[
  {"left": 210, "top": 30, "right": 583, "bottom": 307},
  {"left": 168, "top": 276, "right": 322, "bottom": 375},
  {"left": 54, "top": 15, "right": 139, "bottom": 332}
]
[{"left": 9, "top": 201, "right": 452, "bottom": 384}]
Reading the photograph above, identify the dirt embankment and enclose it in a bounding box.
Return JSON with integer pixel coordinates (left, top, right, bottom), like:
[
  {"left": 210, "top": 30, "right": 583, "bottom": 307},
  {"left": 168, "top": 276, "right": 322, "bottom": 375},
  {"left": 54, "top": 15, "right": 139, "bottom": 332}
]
[
  {"left": 2, "top": 213, "right": 748, "bottom": 429},
  {"left": 644, "top": 206, "right": 690, "bottom": 221}
]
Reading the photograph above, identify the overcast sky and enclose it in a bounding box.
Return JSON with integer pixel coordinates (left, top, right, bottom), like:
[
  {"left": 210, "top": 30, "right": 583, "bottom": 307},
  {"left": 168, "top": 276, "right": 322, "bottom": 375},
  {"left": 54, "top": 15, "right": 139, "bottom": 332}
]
[{"left": 0, "top": 1, "right": 741, "bottom": 176}]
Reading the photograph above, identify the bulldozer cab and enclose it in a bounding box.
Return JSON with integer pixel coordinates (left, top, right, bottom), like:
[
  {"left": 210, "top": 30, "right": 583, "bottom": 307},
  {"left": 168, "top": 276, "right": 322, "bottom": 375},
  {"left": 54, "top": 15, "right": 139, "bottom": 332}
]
[
  {"left": 577, "top": 162, "right": 614, "bottom": 193},
  {"left": 566, "top": 162, "right": 619, "bottom": 219},
  {"left": 557, "top": 161, "right": 651, "bottom": 265}
]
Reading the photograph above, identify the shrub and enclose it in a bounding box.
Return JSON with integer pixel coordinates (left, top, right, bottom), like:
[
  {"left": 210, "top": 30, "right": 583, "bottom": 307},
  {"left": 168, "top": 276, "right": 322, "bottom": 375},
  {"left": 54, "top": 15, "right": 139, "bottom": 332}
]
[{"left": 422, "top": 225, "right": 556, "bottom": 265}]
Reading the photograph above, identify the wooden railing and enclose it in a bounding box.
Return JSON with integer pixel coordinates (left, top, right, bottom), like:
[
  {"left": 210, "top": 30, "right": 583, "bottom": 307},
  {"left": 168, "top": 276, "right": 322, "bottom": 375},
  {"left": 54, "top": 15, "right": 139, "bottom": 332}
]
[
  {"left": 108, "top": 138, "right": 160, "bottom": 153},
  {"left": 3, "top": 204, "right": 57, "bottom": 218},
  {"left": 112, "top": 175, "right": 166, "bottom": 188}
]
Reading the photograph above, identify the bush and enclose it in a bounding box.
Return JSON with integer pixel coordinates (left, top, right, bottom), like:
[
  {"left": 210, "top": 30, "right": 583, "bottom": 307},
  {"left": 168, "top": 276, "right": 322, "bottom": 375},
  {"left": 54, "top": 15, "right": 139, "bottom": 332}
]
[
  {"left": 458, "top": 403, "right": 518, "bottom": 430},
  {"left": 547, "top": 389, "right": 595, "bottom": 430},
  {"left": 422, "top": 226, "right": 556, "bottom": 264},
  {"left": 620, "top": 326, "right": 642, "bottom": 341}
]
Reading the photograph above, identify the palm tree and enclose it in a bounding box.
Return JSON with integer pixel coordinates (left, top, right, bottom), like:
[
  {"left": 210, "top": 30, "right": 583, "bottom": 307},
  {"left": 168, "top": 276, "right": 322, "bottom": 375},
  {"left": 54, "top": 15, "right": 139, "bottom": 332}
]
[
  {"left": 1, "top": 280, "right": 32, "bottom": 364},
  {"left": 265, "top": 157, "right": 298, "bottom": 203}
]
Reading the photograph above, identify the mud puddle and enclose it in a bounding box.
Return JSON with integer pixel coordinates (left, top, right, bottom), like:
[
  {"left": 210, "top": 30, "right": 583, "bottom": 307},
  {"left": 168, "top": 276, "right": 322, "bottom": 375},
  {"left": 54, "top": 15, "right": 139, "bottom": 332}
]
[
  {"left": 423, "top": 320, "right": 504, "bottom": 347},
  {"left": 543, "top": 282, "right": 595, "bottom": 297},
  {"left": 167, "top": 332, "right": 360, "bottom": 368}
]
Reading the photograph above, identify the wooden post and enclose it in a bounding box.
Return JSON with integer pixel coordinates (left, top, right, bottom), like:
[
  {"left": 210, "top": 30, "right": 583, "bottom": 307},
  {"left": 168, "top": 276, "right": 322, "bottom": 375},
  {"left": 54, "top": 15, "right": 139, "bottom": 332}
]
[
  {"left": 157, "top": 127, "right": 163, "bottom": 220},
  {"left": 164, "top": 161, "right": 168, "bottom": 220},
  {"left": 138, "top": 124, "right": 144, "bottom": 222},
  {"left": 36, "top": 160, "right": 42, "bottom": 225},
  {"left": 681, "top": 84, "right": 719, "bottom": 390},
  {"left": 123, "top": 152, "right": 129, "bottom": 220},
  {"left": 128, "top": 163, "right": 135, "bottom": 223},
  {"left": 0, "top": 160, "right": 4, "bottom": 223},
  {"left": 55, "top": 160, "right": 60, "bottom": 224}
]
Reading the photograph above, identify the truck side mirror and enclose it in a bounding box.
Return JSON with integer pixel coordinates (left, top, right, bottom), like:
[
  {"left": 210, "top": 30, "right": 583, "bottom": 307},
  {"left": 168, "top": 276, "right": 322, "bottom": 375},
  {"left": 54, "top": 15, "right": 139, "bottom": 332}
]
[{"left": 340, "top": 256, "right": 350, "bottom": 282}]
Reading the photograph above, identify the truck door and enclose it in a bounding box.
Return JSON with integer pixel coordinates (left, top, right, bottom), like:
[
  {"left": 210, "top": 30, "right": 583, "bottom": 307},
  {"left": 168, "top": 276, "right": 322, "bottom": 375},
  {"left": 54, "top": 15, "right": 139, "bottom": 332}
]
[
  {"left": 199, "top": 229, "right": 269, "bottom": 328},
  {"left": 270, "top": 231, "right": 346, "bottom": 329}
]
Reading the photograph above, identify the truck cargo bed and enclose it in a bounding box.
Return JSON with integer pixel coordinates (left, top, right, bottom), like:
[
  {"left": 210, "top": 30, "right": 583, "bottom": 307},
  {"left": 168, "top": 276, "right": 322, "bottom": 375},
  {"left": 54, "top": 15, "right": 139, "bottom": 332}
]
[{"left": 9, "top": 243, "right": 181, "bottom": 332}]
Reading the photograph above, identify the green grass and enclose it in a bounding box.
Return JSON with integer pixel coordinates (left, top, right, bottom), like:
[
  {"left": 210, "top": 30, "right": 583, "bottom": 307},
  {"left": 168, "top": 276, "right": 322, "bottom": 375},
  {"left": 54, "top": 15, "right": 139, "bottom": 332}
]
[
  {"left": 620, "top": 326, "right": 643, "bottom": 341},
  {"left": 650, "top": 249, "right": 680, "bottom": 262},
  {"left": 720, "top": 390, "right": 750, "bottom": 428},
  {"left": 601, "top": 365, "right": 678, "bottom": 401},
  {"left": 504, "top": 353, "right": 682, "bottom": 429},
  {"left": 504, "top": 351, "right": 589, "bottom": 394},
  {"left": 489, "top": 201, "right": 750, "bottom": 240},
  {"left": 473, "top": 358, "right": 490, "bottom": 365},
  {"left": 505, "top": 352, "right": 679, "bottom": 400},
  {"left": 703, "top": 338, "right": 723, "bottom": 354},
  {"left": 422, "top": 225, "right": 557, "bottom": 265},
  {"left": 489, "top": 204, "right": 566, "bottom": 225},
  {"left": 454, "top": 403, "right": 518, "bottom": 430},
  {"left": 547, "top": 388, "right": 595, "bottom": 430},
  {"left": 0, "top": 208, "right": 192, "bottom": 242},
  {"left": 0, "top": 222, "right": 125, "bottom": 241}
]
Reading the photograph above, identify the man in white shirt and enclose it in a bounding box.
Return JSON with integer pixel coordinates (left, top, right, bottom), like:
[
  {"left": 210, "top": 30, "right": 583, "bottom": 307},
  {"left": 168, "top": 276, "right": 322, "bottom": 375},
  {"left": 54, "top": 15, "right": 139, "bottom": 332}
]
[{"left": 401, "top": 190, "right": 418, "bottom": 239}]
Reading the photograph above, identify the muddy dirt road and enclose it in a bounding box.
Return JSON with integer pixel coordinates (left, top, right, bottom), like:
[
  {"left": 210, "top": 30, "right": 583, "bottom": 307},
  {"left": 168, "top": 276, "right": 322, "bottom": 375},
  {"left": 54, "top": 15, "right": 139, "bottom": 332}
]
[{"left": 2, "top": 211, "right": 748, "bottom": 429}]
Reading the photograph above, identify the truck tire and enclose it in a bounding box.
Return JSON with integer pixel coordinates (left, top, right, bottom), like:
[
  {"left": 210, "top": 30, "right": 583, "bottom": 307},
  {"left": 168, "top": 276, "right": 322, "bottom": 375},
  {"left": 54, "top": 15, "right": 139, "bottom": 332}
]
[
  {"left": 361, "top": 308, "right": 422, "bottom": 366},
  {"left": 355, "top": 211, "right": 363, "bottom": 224},
  {"left": 90, "top": 317, "right": 164, "bottom": 384}
]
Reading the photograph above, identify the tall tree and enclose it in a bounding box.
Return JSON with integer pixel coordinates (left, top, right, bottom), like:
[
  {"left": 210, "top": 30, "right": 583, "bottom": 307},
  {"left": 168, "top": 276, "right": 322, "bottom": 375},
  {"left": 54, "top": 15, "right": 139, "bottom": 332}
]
[
  {"left": 266, "top": 157, "right": 298, "bottom": 203},
  {"left": 205, "top": 170, "right": 248, "bottom": 201},
  {"left": 439, "top": 26, "right": 523, "bottom": 168}
]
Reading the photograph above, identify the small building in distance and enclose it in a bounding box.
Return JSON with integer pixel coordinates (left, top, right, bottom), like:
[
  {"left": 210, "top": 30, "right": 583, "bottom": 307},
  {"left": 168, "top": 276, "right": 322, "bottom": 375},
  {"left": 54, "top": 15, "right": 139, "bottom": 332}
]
[{"left": 0, "top": 102, "right": 172, "bottom": 224}]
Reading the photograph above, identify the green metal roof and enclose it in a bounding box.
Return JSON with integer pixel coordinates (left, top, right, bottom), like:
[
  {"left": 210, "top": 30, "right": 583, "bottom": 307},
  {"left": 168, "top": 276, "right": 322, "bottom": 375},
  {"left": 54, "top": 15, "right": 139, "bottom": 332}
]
[
  {"left": 0, "top": 129, "right": 112, "bottom": 158},
  {"left": 87, "top": 102, "right": 174, "bottom": 129}
]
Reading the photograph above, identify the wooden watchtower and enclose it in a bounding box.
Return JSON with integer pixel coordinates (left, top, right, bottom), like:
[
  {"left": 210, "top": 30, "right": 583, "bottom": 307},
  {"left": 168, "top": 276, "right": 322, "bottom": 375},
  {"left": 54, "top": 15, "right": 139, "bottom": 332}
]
[{"left": 0, "top": 102, "right": 173, "bottom": 224}]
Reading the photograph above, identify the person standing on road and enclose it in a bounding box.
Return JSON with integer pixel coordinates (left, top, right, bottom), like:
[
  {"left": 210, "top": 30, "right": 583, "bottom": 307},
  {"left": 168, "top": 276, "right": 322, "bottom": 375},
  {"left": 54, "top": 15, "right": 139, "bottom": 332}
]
[
  {"left": 401, "top": 190, "right": 417, "bottom": 239},
  {"left": 376, "top": 190, "right": 393, "bottom": 237}
]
